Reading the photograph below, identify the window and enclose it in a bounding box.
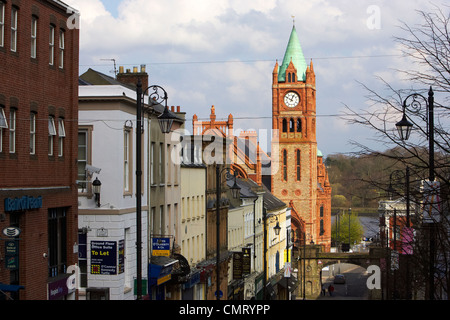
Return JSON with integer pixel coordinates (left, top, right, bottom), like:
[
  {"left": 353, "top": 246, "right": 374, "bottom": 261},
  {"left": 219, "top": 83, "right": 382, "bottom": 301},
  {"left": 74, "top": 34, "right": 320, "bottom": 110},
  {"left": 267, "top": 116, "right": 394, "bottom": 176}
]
[
  {"left": 297, "top": 118, "right": 302, "bottom": 133},
  {"left": 282, "top": 118, "right": 287, "bottom": 133},
  {"left": 124, "top": 129, "right": 132, "bottom": 193},
  {"left": 58, "top": 29, "right": 64, "bottom": 68},
  {"left": 0, "top": 106, "right": 7, "bottom": 153},
  {"left": 31, "top": 16, "right": 37, "bottom": 58},
  {"left": 49, "top": 25, "right": 55, "bottom": 65},
  {"left": 10, "top": 7, "right": 17, "bottom": 52},
  {"left": 77, "top": 129, "right": 89, "bottom": 191},
  {"left": 296, "top": 149, "right": 301, "bottom": 181},
  {"left": 0, "top": 106, "right": 7, "bottom": 128},
  {"left": 48, "top": 208, "right": 67, "bottom": 278},
  {"left": 282, "top": 149, "right": 287, "bottom": 181},
  {"left": 30, "top": 113, "right": 36, "bottom": 154},
  {"left": 151, "top": 142, "right": 155, "bottom": 184},
  {"left": 48, "top": 116, "right": 56, "bottom": 155},
  {"left": 159, "top": 143, "right": 164, "bottom": 183},
  {"left": 9, "top": 109, "right": 15, "bottom": 153},
  {"left": 58, "top": 118, "right": 65, "bottom": 157},
  {"left": 0, "top": 2, "right": 5, "bottom": 47},
  {"left": 289, "top": 118, "right": 294, "bottom": 132}
]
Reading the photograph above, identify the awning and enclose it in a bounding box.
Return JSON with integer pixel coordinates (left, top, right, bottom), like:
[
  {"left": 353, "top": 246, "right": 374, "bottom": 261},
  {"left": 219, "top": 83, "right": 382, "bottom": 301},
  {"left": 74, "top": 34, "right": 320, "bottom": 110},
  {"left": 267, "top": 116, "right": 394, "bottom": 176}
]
[
  {"left": 0, "top": 283, "right": 24, "bottom": 292},
  {"left": 148, "top": 256, "right": 178, "bottom": 287}
]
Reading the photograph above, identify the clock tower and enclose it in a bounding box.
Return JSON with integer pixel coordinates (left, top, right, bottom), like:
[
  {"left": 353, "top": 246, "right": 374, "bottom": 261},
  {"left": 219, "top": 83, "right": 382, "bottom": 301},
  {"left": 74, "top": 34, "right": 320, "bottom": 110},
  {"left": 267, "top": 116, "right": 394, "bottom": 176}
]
[{"left": 271, "top": 24, "right": 329, "bottom": 249}]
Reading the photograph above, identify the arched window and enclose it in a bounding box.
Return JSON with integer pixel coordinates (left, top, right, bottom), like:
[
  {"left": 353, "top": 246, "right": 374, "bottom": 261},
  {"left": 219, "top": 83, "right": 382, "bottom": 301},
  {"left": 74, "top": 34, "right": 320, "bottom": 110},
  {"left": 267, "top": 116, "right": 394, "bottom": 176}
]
[
  {"left": 297, "top": 118, "right": 302, "bottom": 132},
  {"left": 289, "top": 118, "right": 294, "bottom": 132},
  {"left": 282, "top": 118, "right": 287, "bottom": 132},
  {"left": 282, "top": 149, "right": 287, "bottom": 181},
  {"left": 288, "top": 73, "right": 291, "bottom": 82},
  {"left": 292, "top": 73, "right": 296, "bottom": 82},
  {"left": 296, "top": 149, "right": 301, "bottom": 181}
]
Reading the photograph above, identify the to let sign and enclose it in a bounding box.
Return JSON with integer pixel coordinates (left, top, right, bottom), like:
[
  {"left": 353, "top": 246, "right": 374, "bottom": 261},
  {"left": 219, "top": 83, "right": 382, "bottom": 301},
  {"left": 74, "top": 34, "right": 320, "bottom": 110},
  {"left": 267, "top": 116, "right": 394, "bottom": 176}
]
[{"left": 90, "top": 241, "right": 117, "bottom": 275}]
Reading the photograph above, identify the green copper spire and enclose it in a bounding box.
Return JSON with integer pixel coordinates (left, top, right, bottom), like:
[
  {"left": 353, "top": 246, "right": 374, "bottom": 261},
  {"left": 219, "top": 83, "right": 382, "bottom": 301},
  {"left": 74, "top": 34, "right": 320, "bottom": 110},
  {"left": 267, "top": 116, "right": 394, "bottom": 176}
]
[{"left": 278, "top": 25, "right": 307, "bottom": 82}]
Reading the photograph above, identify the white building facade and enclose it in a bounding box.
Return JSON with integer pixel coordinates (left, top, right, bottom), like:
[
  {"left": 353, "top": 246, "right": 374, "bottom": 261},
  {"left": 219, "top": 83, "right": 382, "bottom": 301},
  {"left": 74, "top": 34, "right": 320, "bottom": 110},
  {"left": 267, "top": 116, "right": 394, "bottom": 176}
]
[{"left": 77, "top": 84, "right": 149, "bottom": 300}]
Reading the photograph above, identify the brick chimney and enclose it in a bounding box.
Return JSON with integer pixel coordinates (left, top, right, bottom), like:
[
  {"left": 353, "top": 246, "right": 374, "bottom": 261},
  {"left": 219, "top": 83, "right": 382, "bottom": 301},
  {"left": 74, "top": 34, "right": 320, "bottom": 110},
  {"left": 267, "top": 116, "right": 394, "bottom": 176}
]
[{"left": 116, "top": 64, "right": 148, "bottom": 89}]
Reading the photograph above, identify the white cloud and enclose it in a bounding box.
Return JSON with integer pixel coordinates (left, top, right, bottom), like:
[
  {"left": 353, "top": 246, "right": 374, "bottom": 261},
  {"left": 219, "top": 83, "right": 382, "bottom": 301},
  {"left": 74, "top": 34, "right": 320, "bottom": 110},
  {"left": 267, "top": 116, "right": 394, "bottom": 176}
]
[{"left": 66, "top": 0, "right": 449, "bottom": 155}]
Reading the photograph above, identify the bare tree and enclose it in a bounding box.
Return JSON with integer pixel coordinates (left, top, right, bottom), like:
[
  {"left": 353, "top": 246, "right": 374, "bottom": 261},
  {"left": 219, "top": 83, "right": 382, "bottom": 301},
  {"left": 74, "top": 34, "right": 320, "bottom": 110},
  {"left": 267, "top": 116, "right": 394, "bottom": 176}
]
[{"left": 343, "top": 5, "right": 450, "bottom": 299}]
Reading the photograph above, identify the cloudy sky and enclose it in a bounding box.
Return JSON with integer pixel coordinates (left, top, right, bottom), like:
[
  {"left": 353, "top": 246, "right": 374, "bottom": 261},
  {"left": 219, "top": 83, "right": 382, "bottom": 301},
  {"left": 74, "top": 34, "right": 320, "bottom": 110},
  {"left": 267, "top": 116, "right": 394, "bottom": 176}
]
[{"left": 65, "top": 0, "right": 446, "bottom": 157}]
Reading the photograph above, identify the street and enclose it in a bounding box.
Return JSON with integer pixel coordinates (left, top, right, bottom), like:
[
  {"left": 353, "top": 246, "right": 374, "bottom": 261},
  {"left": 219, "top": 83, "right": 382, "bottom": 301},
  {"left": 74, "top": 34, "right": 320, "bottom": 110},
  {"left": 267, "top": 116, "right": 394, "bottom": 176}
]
[{"left": 318, "top": 263, "right": 369, "bottom": 300}]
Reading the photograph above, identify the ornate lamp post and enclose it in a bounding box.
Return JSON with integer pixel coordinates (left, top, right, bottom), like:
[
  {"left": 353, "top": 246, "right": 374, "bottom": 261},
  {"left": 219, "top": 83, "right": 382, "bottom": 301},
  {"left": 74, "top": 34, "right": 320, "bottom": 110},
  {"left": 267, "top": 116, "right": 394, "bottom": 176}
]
[
  {"left": 135, "top": 79, "right": 177, "bottom": 300},
  {"left": 396, "top": 87, "right": 436, "bottom": 300}
]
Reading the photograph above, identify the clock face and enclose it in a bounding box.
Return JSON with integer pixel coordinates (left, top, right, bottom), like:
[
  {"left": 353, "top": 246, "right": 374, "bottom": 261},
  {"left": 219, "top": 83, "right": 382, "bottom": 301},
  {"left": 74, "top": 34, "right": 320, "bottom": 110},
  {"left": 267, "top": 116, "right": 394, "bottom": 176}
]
[{"left": 284, "top": 92, "right": 300, "bottom": 108}]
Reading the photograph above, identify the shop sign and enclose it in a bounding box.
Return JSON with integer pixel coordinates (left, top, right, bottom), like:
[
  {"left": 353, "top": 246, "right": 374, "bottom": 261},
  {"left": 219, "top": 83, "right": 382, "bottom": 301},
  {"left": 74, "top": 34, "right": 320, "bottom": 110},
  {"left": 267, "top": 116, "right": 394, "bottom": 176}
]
[
  {"left": 233, "top": 252, "right": 243, "bottom": 279},
  {"left": 90, "top": 241, "right": 117, "bottom": 275},
  {"left": 152, "top": 237, "right": 170, "bottom": 256},
  {"left": 48, "top": 276, "right": 70, "bottom": 300},
  {"left": 2, "top": 226, "right": 21, "bottom": 238},
  {"left": 5, "top": 240, "right": 19, "bottom": 270},
  {"left": 4, "top": 196, "right": 42, "bottom": 212}
]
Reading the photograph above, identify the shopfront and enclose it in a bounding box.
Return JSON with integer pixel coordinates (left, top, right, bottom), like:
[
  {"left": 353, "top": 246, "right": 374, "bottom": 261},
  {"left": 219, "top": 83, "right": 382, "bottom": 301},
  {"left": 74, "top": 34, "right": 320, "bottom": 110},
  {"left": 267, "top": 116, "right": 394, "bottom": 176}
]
[{"left": 148, "top": 256, "right": 178, "bottom": 300}]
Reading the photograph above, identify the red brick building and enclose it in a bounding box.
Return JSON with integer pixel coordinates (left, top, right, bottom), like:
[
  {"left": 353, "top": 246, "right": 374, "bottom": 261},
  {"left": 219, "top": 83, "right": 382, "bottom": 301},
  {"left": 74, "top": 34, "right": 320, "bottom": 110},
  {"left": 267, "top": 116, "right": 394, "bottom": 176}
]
[
  {"left": 271, "top": 24, "right": 331, "bottom": 251},
  {"left": 0, "top": 0, "right": 79, "bottom": 300}
]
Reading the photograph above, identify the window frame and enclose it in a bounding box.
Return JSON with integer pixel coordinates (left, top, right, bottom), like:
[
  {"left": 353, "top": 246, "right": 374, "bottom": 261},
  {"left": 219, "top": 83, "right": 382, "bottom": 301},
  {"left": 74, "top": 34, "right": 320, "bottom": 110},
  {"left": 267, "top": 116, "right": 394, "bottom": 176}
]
[
  {"left": 48, "top": 116, "right": 56, "bottom": 156},
  {"left": 58, "top": 29, "right": 64, "bottom": 68},
  {"left": 282, "top": 149, "right": 287, "bottom": 181},
  {"left": 30, "top": 112, "right": 36, "bottom": 154},
  {"left": 49, "top": 24, "right": 55, "bottom": 65},
  {"left": 9, "top": 109, "right": 16, "bottom": 153},
  {"left": 77, "top": 127, "right": 92, "bottom": 193},
  {"left": 10, "top": 7, "right": 17, "bottom": 52},
  {"left": 58, "top": 117, "right": 65, "bottom": 157},
  {"left": 123, "top": 128, "right": 133, "bottom": 194},
  {"left": 31, "top": 16, "right": 37, "bottom": 58},
  {"left": 0, "top": 2, "right": 5, "bottom": 48}
]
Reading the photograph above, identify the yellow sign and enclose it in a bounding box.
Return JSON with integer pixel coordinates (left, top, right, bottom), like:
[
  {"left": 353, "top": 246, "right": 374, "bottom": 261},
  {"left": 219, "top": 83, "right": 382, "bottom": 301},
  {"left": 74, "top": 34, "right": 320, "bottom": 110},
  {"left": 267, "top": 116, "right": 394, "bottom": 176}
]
[
  {"left": 284, "top": 249, "right": 291, "bottom": 263},
  {"left": 153, "top": 250, "right": 170, "bottom": 257},
  {"left": 157, "top": 274, "right": 171, "bottom": 285}
]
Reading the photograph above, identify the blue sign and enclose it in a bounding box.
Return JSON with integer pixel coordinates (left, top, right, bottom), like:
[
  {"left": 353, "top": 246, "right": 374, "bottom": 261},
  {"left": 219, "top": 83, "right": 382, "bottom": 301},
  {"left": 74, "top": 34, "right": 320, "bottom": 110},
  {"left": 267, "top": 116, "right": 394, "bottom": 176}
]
[
  {"left": 4, "top": 196, "right": 42, "bottom": 212},
  {"left": 152, "top": 238, "right": 170, "bottom": 256}
]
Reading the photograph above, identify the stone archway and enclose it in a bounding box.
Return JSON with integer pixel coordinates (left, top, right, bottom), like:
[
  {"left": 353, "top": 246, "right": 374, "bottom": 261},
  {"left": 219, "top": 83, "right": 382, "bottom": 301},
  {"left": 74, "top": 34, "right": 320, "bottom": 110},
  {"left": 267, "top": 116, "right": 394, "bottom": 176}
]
[{"left": 294, "top": 245, "right": 383, "bottom": 299}]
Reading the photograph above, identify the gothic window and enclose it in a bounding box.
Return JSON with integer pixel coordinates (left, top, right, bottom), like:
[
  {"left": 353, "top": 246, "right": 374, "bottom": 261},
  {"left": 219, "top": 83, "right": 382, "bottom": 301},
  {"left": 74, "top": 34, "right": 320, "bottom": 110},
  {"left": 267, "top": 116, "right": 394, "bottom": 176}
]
[
  {"left": 296, "top": 149, "right": 301, "bottom": 181},
  {"left": 320, "top": 219, "right": 324, "bottom": 236},
  {"left": 292, "top": 73, "right": 295, "bottom": 82},
  {"left": 288, "top": 73, "right": 291, "bottom": 82},
  {"left": 282, "top": 118, "right": 287, "bottom": 132},
  {"left": 289, "top": 118, "right": 294, "bottom": 132},
  {"left": 282, "top": 149, "right": 287, "bottom": 181},
  {"left": 320, "top": 205, "right": 324, "bottom": 217},
  {"left": 297, "top": 118, "right": 301, "bottom": 132}
]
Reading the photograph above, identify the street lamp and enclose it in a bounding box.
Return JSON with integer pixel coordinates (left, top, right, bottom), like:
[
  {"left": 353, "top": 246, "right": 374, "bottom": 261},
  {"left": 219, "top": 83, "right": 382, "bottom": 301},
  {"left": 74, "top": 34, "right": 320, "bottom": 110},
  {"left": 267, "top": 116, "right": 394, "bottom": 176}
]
[
  {"left": 396, "top": 87, "right": 435, "bottom": 182},
  {"left": 215, "top": 166, "right": 240, "bottom": 300},
  {"left": 135, "top": 79, "right": 176, "bottom": 300},
  {"left": 92, "top": 177, "right": 101, "bottom": 207},
  {"left": 273, "top": 221, "right": 281, "bottom": 236},
  {"left": 396, "top": 87, "right": 436, "bottom": 300}
]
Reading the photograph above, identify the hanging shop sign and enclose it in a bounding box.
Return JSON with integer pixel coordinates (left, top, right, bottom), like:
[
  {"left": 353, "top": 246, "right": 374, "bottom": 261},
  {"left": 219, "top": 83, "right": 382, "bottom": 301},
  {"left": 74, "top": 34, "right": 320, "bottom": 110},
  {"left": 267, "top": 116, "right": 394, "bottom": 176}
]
[
  {"left": 2, "top": 226, "right": 21, "bottom": 238},
  {"left": 152, "top": 237, "right": 170, "bottom": 256}
]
